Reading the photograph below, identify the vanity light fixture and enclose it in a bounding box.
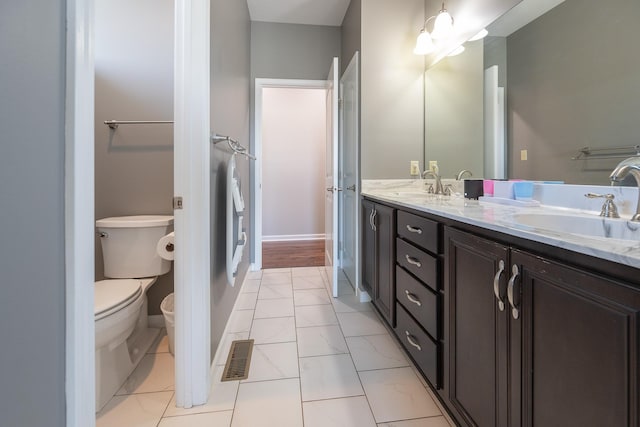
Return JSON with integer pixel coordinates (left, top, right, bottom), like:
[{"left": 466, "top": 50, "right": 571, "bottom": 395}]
[
  {"left": 469, "top": 28, "right": 488, "bottom": 41},
  {"left": 431, "top": 2, "right": 454, "bottom": 39},
  {"left": 414, "top": 29, "right": 436, "bottom": 55},
  {"left": 413, "top": 2, "right": 455, "bottom": 55}
]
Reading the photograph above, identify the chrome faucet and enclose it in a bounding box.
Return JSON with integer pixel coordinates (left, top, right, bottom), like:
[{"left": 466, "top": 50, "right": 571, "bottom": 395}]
[
  {"left": 456, "top": 169, "right": 472, "bottom": 180},
  {"left": 610, "top": 156, "right": 640, "bottom": 221},
  {"left": 422, "top": 167, "right": 444, "bottom": 195}
]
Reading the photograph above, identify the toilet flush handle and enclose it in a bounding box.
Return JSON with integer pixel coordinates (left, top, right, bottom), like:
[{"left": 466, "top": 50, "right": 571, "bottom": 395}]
[{"left": 98, "top": 231, "right": 108, "bottom": 238}]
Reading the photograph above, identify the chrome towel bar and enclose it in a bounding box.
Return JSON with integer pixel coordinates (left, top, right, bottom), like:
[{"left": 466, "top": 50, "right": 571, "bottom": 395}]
[
  {"left": 104, "top": 120, "right": 174, "bottom": 129},
  {"left": 211, "top": 133, "right": 256, "bottom": 160}
]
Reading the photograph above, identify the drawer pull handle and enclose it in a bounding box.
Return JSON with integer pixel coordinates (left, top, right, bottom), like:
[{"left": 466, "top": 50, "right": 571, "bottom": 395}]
[
  {"left": 405, "top": 290, "right": 422, "bottom": 306},
  {"left": 406, "top": 225, "right": 423, "bottom": 235},
  {"left": 493, "top": 260, "right": 506, "bottom": 312},
  {"left": 405, "top": 331, "right": 422, "bottom": 351},
  {"left": 405, "top": 255, "right": 422, "bottom": 268}
]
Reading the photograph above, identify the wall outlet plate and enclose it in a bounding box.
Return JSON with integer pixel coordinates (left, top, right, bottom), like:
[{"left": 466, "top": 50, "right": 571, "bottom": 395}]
[
  {"left": 429, "top": 160, "right": 438, "bottom": 173},
  {"left": 410, "top": 160, "right": 420, "bottom": 176}
]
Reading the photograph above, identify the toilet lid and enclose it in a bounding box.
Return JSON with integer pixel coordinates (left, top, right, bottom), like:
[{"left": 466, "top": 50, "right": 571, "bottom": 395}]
[{"left": 95, "top": 279, "right": 142, "bottom": 320}]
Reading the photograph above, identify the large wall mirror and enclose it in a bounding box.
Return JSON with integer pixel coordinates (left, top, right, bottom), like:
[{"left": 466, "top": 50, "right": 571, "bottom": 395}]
[{"left": 424, "top": 0, "right": 640, "bottom": 184}]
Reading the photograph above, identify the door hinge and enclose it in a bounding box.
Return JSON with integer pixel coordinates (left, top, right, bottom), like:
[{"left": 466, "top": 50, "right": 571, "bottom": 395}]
[{"left": 173, "top": 196, "right": 183, "bottom": 210}]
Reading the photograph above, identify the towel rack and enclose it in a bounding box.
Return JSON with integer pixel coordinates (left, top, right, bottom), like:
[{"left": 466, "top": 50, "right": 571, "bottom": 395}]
[
  {"left": 104, "top": 120, "right": 174, "bottom": 129},
  {"left": 571, "top": 145, "right": 640, "bottom": 160},
  {"left": 211, "top": 133, "right": 256, "bottom": 160}
]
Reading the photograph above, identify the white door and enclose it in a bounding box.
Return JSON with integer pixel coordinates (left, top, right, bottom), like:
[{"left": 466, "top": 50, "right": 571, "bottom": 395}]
[
  {"left": 340, "top": 52, "right": 360, "bottom": 291},
  {"left": 325, "top": 57, "right": 340, "bottom": 297}
]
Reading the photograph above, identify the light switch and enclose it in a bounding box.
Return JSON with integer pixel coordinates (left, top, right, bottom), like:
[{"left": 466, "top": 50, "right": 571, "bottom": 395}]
[{"left": 521, "top": 150, "right": 528, "bottom": 161}]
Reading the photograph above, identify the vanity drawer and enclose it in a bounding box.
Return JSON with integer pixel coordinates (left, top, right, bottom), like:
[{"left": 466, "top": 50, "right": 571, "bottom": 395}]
[
  {"left": 396, "top": 238, "right": 439, "bottom": 290},
  {"left": 396, "top": 266, "right": 439, "bottom": 339},
  {"left": 397, "top": 211, "right": 440, "bottom": 254},
  {"left": 396, "top": 303, "right": 440, "bottom": 389}
]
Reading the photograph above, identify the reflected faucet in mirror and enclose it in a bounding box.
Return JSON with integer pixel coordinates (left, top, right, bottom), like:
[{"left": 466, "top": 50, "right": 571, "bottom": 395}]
[
  {"left": 456, "top": 169, "right": 472, "bottom": 180},
  {"left": 610, "top": 156, "right": 640, "bottom": 221}
]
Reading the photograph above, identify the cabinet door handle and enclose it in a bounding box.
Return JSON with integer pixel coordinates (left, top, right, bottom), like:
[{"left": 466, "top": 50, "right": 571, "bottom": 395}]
[
  {"left": 405, "top": 290, "right": 422, "bottom": 306},
  {"left": 405, "top": 255, "right": 422, "bottom": 268},
  {"left": 405, "top": 331, "right": 422, "bottom": 351},
  {"left": 406, "top": 225, "right": 423, "bottom": 235},
  {"left": 369, "top": 209, "right": 374, "bottom": 230},
  {"left": 372, "top": 209, "right": 377, "bottom": 232},
  {"left": 493, "top": 260, "right": 506, "bottom": 311},
  {"left": 507, "top": 264, "right": 520, "bottom": 320}
]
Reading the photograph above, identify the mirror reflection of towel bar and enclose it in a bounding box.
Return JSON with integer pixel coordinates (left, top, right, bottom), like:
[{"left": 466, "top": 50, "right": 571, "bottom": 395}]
[{"left": 571, "top": 145, "right": 640, "bottom": 160}]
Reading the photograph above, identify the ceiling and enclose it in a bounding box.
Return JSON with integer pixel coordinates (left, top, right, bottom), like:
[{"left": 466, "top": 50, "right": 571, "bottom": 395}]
[{"left": 246, "top": 0, "right": 352, "bottom": 26}]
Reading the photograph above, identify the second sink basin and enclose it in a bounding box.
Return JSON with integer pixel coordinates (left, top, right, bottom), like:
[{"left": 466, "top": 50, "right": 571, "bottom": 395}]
[{"left": 512, "top": 212, "right": 640, "bottom": 241}]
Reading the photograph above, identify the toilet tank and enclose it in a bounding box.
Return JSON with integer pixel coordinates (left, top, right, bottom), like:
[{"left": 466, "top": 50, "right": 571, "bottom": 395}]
[{"left": 97, "top": 215, "right": 174, "bottom": 279}]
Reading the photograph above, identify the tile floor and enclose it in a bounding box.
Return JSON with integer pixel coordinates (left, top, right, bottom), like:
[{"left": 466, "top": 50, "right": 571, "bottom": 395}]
[{"left": 96, "top": 267, "right": 454, "bottom": 427}]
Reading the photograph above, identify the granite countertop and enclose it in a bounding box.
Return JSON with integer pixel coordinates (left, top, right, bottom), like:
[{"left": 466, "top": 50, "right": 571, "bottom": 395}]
[{"left": 362, "top": 181, "right": 640, "bottom": 269}]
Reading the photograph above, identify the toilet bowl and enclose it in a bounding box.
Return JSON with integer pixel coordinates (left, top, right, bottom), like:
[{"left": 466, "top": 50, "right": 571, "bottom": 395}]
[{"left": 94, "top": 215, "right": 173, "bottom": 412}]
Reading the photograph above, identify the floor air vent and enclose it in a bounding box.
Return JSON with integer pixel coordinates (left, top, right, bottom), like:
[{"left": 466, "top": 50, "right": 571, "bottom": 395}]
[{"left": 221, "top": 339, "right": 254, "bottom": 381}]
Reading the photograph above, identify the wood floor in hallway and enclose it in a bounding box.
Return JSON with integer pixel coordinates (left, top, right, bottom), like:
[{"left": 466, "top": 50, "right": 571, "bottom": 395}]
[{"left": 262, "top": 240, "right": 325, "bottom": 269}]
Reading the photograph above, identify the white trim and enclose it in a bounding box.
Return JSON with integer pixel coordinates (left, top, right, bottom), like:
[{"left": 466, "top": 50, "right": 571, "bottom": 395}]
[
  {"left": 65, "top": 0, "right": 96, "bottom": 425},
  {"left": 253, "top": 78, "right": 328, "bottom": 271},
  {"left": 263, "top": 234, "right": 326, "bottom": 242},
  {"left": 173, "top": 0, "right": 211, "bottom": 408}
]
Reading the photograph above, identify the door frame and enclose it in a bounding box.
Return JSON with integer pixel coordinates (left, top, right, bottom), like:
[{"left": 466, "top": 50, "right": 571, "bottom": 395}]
[
  {"left": 64, "top": 0, "right": 211, "bottom": 424},
  {"left": 339, "top": 51, "right": 361, "bottom": 295},
  {"left": 252, "top": 78, "right": 328, "bottom": 271}
]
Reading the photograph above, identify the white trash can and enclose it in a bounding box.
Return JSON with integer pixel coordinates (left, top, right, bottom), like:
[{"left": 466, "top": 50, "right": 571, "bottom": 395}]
[{"left": 160, "top": 293, "right": 175, "bottom": 355}]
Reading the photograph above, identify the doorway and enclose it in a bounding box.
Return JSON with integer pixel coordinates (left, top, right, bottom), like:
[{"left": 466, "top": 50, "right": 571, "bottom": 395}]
[
  {"left": 253, "top": 79, "right": 329, "bottom": 270},
  {"left": 65, "top": 0, "right": 211, "bottom": 424}
]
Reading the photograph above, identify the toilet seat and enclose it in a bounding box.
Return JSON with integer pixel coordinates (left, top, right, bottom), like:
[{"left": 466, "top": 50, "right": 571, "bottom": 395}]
[{"left": 95, "top": 279, "right": 142, "bottom": 321}]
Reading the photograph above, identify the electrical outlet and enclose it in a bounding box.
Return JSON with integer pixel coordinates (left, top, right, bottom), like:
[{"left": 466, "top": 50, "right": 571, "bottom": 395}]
[
  {"left": 429, "top": 160, "right": 438, "bottom": 173},
  {"left": 410, "top": 160, "right": 420, "bottom": 176},
  {"left": 521, "top": 150, "right": 528, "bottom": 161}
]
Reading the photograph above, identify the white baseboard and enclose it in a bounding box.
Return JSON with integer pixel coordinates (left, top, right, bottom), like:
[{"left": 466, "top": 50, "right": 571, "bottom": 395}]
[
  {"left": 263, "top": 234, "right": 325, "bottom": 242},
  {"left": 148, "top": 314, "right": 165, "bottom": 329}
]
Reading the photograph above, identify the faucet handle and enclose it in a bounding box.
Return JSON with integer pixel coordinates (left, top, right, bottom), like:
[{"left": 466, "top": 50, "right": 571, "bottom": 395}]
[
  {"left": 584, "top": 193, "right": 620, "bottom": 218},
  {"left": 443, "top": 184, "right": 453, "bottom": 196},
  {"left": 426, "top": 183, "right": 434, "bottom": 194}
]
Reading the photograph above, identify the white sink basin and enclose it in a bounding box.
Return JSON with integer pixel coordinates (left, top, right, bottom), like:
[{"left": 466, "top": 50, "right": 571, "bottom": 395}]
[{"left": 512, "top": 212, "right": 640, "bottom": 241}]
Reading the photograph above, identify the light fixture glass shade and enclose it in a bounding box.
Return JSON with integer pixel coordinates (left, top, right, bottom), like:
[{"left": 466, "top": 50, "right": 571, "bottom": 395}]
[
  {"left": 469, "top": 28, "right": 488, "bottom": 41},
  {"left": 413, "top": 30, "right": 435, "bottom": 55},
  {"left": 431, "top": 9, "right": 454, "bottom": 39},
  {"left": 447, "top": 45, "right": 465, "bottom": 57}
]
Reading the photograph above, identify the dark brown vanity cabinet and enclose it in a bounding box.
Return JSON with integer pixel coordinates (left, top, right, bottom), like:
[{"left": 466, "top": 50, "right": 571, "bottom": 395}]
[
  {"left": 445, "top": 227, "right": 640, "bottom": 427},
  {"left": 362, "top": 199, "right": 396, "bottom": 325}
]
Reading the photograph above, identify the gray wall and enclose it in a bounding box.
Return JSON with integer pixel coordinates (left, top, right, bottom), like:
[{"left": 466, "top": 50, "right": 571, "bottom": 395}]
[
  {"left": 507, "top": 0, "right": 640, "bottom": 184},
  {"left": 425, "top": 41, "right": 484, "bottom": 179},
  {"left": 0, "top": 1, "right": 66, "bottom": 426},
  {"left": 251, "top": 22, "right": 342, "bottom": 81},
  {"left": 210, "top": 0, "right": 251, "bottom": 359},
  {"left": 341, "top": 0, "right": 361, "bottom": 75},
  {"left": 361, "top": 0, "right": 425, "bottom": 179},
  {"left": 249, "top": 21, "right": 341, "bottom": 262},
  {"left": 94, "top": 0, "right": 175, "bottom": 314}
]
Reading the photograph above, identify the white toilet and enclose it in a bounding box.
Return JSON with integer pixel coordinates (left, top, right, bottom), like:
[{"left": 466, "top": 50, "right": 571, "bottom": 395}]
[{"left": 94, "top": 215, "right": 174, "bottom": 411}]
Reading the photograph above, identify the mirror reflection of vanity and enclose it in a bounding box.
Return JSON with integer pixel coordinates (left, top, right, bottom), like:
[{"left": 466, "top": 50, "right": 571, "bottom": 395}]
[{"left": 424, "top": 0, "right": 640, "bottom": 184}]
